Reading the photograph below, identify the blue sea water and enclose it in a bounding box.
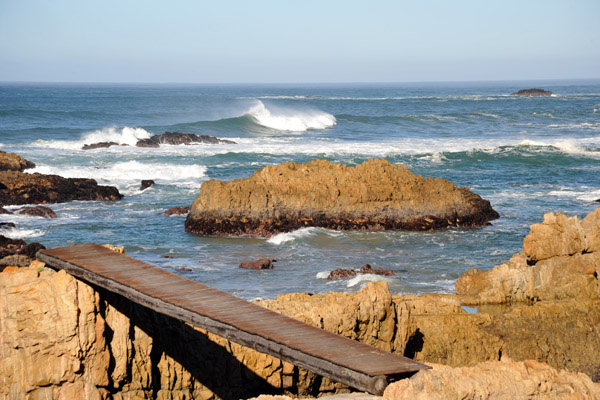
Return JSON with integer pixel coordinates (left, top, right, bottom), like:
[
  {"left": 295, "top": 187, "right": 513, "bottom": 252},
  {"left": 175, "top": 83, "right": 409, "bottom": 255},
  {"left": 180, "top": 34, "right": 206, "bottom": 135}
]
[{"left": 1, "top": 80, "right": 599, "bottom": 299}]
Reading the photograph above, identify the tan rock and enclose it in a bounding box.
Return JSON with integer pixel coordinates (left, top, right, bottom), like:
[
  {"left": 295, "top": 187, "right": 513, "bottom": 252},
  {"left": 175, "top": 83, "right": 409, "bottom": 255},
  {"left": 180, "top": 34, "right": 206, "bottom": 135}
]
[
  {"left": 382, "top": 358, "right": 600, "bottom": 400},
  {"left": 185, "top": 159, "right": 499, "bottom": 236},
  {"left": 457, "top": 209, "right": 600, "bottom": 304},
  {"left": 0, "top": 150, "right": 35, "bottom": 172}
]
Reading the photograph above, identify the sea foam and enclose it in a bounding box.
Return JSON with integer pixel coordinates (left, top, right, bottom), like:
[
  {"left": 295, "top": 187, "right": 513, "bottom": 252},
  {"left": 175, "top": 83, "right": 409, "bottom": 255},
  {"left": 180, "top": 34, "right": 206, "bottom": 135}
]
[
  {"left": 29, "top": 161, "right": 207, "bottom": 188},
  {"left": 245, "top": 100, "right": 336, "bottom": 132},
  {"left": 267, "top": 227, "right": 319, "bottom": 244},
  {"left": 30, "top": 127, "right": 153, "bottom": 150}
]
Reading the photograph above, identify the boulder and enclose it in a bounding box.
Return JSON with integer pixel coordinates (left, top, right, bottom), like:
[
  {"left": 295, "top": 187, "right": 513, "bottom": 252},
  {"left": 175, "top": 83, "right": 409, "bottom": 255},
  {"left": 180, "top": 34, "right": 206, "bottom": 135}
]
[
  {"left": 382, "top": 358, "right": 600, "bottom": 399},
  {"left": 0, "top": 170, "right": 122, "bottom": 206},
  {"left": 327, "top": 268, "right": 358, "bottom": 280},
  {"left": 0, "top": 235, "right": 46, "bottom": 268},
  {"left": 163, "top": 205, "right": 191, "bottom": 216},
  {"left": 0, "top": 151, "right": 35, "bottom": 172},
  {"left": 511, "top": 88, "right": 553, "bottom": 96},
  {"left": 135, "top": 132, "right": 236, "bottom": 148},
  {"left": 456, "top": 209, "right": 600, "bottom": 304},
  {"left": 185, "top": 159, "right": 499, "bottom": 237},
  {"left": 140, "top": 180, "right": 155, "bottom": 191},
  {"left": 240, "top": 259, "right": 276, "bottom": 270},
  {"left": 17, "top": 205, "right": 57, "bottom": 218}
]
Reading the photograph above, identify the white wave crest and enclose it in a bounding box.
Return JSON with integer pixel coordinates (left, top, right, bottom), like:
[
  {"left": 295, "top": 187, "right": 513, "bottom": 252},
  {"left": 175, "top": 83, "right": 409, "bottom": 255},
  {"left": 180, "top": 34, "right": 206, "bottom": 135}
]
[
  {"left": 267, "top": 227, "right": 319, "bottom": 244},
  {"left": 0, "top": 226, "right": 45, "bottom": 239},
  {"left": 245, "top": 100, "right": 336, "bottom": 132},
  {"left": 30, "top": 127, "right": 153, "bottom": 150},
  {"left": 29, "top": 161, "right": 207, "bottom": 188},
  {"left": 346, "top": 273, "right": 391, "bottom": 287},
  {"left": 316, "top": 271, "right": 331, "bottom": 279}
]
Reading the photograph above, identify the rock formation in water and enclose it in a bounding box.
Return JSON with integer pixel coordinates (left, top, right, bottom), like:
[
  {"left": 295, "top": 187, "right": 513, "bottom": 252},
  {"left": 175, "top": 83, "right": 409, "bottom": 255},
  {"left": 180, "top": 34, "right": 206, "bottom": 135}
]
[
  {"left": 136, "top": 132, "right": 236, "bottom": 147},
  {"left": 0, "top": 150, "right": 36, "bottom": 171},
  {"left": 185, "top": 159, "right": 500, "bottom": 237},
  {"left": 511, "top": 88, "right": 553, "bottom": 96},
  {"left": 327, "top": 264, "right": 394, "bottom": 280},
  {"left": 164, "top": 205, "right": 191, "bottom": 215},
  {"left": 0, "top": 235, "right": 45, "bottom": 270},
  {"left": 0, "top": 170, "right": 122, "bottom": 206},
  {"left": 456, "top": 209, "right": 600, "bottom": 304},
  {"left": 82, "top": 132, "right": 236, "bottom": 150}
]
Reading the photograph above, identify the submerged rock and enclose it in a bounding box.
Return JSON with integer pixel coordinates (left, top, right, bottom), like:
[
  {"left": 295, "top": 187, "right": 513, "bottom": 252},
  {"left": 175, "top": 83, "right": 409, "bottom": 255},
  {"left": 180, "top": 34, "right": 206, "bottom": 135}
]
[
  {"left": 140, "top": 180, "right": 155, "bottom": 191},
  {"left": 511, "top": 88, "right": 553, "bottom": 96},
  {"left": 17, "top": 205, "right": 57, "bottom": 218},
  {"left": 185, "top": 159, "right": 499, "bottom": 237},
  {"left": 135, "top": 132, "right": 236, "bottom": 148},
  {"left": 240, "top": 259, "right": 276, "bottom": 270},
  {"left": 327, "top": 264, "right": 394, "bottom": 280},
  {"left": 0, "top": 170, "right": 122, "bottom": 206},
  {"left": 456, "top": 208, "right": 600, "bottom": 305},
  {"left": 163, "top": 205, "right": 191, "bottom": 215},
  {"left": 81, "top": 141, "right": 120, "bottom": 150},
  {"left": 0, "top": 151, "right": 35, "bottom": 172}
]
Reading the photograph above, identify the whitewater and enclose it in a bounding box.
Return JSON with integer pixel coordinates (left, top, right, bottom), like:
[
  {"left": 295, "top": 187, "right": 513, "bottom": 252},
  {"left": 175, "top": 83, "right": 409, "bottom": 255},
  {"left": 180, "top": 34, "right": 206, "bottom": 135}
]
[{"left": 1, "top": 80, "right": 599, "bottom": 300}]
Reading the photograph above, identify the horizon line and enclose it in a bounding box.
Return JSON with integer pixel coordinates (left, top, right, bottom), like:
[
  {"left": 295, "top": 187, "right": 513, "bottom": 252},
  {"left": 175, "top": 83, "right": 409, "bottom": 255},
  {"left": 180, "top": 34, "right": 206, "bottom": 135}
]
[{"left": 2, "top": 77, "right": 600, "bottom": 86}]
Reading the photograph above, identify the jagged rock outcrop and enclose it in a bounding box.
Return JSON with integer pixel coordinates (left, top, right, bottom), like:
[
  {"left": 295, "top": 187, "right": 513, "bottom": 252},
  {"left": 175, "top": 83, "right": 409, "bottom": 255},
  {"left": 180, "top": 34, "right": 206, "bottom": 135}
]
[
  {"left": 82, "top": 132, "right": 236, "bottom": 150},
  {"left": 136, "top": 132, "right": 236, "bottom": 147},
  {"left": 456, "top": 209, "right": 600, "bottom": 304},
  {"left": 0, "top": 150, "right": 35, "bottom": 171},
  {"left": 16, "top": 205, "right": 57, "bottom": 218},
  {"left": 185, "top": 159, "right": 499, "bottom": 237},
  {"left": 511, "top": 88, "right": 554, "bottom": 96},
  {"left": 0, "top": 170, "right": 122, "bottom": 206},
  {"left": 382, "top": 358, "right": 600, "bottom": 399}
]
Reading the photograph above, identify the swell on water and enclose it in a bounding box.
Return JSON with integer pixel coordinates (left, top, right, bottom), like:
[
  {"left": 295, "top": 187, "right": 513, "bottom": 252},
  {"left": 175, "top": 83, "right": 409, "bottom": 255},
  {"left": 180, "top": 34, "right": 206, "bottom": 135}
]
[{"left": 243, "top": 100, "right": 336, "bottom": 132}]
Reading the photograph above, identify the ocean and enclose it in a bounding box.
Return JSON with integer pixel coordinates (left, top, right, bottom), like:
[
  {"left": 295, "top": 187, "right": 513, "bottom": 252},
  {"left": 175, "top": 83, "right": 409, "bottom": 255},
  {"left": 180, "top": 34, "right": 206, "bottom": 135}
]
[{"left": 1, "top": 80, "right": 599, "bottom": 300}]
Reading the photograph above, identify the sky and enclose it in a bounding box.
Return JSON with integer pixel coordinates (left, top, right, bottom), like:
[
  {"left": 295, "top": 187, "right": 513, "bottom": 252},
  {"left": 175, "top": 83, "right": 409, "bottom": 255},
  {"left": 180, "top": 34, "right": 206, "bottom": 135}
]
[{"left": 0, "top": 0, "right": 599, "bottom": 83}]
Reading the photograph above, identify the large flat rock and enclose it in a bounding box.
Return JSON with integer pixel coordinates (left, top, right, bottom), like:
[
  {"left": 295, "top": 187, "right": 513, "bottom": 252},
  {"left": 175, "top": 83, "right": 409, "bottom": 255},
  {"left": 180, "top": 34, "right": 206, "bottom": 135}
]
[{"left": 185, "top": 158, "right": 499, "bottom": 236}]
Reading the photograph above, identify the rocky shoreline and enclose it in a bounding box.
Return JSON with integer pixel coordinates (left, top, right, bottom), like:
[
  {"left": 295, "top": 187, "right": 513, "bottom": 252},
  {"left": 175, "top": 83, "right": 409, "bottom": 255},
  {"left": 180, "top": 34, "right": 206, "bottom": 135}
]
[
  {"left": 185, "top": 159, "right": 499, "bottom": 237},
  {"left": 0, "top": 151, "right": 122, "bottom": 206},
  {"left": 1, "top": 208, "right": 599, "bottom": 398}
]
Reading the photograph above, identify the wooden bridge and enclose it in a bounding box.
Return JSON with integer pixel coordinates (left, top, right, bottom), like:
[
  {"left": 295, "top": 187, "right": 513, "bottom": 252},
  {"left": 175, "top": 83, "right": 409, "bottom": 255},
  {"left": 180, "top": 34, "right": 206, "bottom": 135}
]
[{"left": 37, "top": 243, "right": 428, "bottom": 395}]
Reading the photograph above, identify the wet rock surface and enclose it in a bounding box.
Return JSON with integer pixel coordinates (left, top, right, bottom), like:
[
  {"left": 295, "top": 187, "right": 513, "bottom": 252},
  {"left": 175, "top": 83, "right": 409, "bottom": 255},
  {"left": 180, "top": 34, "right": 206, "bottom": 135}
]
[
  {"left": 327, "top": 264, "right": 394, "bottom": 280},
  {"left": 82, "top": 132, "right": 236, "bottom": 150},
  {"left": 240, "top": 259, "right": 276, "bottom": 270},
  {"left": 511, "top": 88, "right": 553, "bottom": 96},
  {"left": 163, "top": 205, "right": 191, "bottom": 215},
  {"left": 0, "top": 170, "right": 122, "bottom": 206},
  {"left": 140, "top": 180, "right": 155, "bottom": 191},
  {"left": 186, "top": 159, "right": 499, "bottom": 237},
  {"left": 16, "top": 205, "right": 57, "bottom": 218}
]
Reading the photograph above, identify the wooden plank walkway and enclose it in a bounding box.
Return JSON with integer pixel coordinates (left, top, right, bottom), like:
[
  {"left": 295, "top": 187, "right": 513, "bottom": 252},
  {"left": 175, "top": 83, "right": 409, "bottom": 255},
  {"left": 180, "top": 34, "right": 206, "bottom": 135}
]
[{"left": 37, "top": 243, "right": 428, "bottom": 395}]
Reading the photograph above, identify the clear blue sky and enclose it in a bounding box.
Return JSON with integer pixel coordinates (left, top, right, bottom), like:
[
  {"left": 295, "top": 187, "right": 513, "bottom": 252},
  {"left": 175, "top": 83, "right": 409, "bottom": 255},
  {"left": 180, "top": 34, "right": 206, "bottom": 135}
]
[{"left": 1, "top": 0, "right": 598, "bottom": 83}]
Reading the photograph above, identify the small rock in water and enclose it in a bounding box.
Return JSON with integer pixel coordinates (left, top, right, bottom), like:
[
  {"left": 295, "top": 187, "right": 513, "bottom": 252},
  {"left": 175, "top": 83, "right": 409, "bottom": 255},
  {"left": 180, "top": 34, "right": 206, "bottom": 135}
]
[
  {"left": 140, "top": 180, "right": 155, "bottom": 191},
  {"left": 327, "top": 264, "right": 395, "bottom": 280},
  {"left": 511, "top": 88, "right": 553, "bottom": 97},
  {"left": 327, "top": 268, "right": 358, "bottom": 280},
  {"left": 239, "top": 259, "right": 276, "bottom": 270},
  {"left": 17, "top": 205, "right": 57, "bottom": 218},
  {"left": 81, "top": 141, "right": 121, "bottom": 150},
  {"left": 0, "top": 207, "right": 13, "bottom": 214},
  {"left": 163, "top": 206, "right": 191, "bottom": 216},
  {"left": 0, "top": 222, "right": 16, "bottom": 229},
  {"left": 177, "top": 267, "right": 192, "bottom": 272}
]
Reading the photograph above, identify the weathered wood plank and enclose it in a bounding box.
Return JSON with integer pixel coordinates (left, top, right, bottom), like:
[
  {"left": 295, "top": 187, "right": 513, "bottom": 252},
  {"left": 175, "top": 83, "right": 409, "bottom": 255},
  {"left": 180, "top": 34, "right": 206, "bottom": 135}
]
[{"left": 37, "top": 243, "right": 428, "bottom": 395}]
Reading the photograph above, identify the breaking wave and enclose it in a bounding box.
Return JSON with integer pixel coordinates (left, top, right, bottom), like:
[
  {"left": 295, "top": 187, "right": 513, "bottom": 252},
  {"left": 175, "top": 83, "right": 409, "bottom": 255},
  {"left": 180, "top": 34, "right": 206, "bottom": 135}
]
[{"left": 243, "top": 100, "right": 336, "bottom": 132}]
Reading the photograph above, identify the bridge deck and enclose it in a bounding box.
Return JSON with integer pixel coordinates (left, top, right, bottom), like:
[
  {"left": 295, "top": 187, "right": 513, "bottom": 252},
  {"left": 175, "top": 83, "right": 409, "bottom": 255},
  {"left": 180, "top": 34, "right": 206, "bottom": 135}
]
[{"left": 37, "top": 243, "right": 428, "bottom": 395}]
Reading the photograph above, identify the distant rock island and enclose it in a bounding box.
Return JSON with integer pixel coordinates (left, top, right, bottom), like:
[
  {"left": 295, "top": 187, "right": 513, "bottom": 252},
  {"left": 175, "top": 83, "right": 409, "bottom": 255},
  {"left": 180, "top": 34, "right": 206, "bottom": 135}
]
[
  {"left": 185, "top": 158, "right": 499, "bottom": 237},
  {"left": 82, "top": 132, "right": 236, "bottom": 150},
  {"left": 511, "top": 88, "right": 553, "bottom": 97}
]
